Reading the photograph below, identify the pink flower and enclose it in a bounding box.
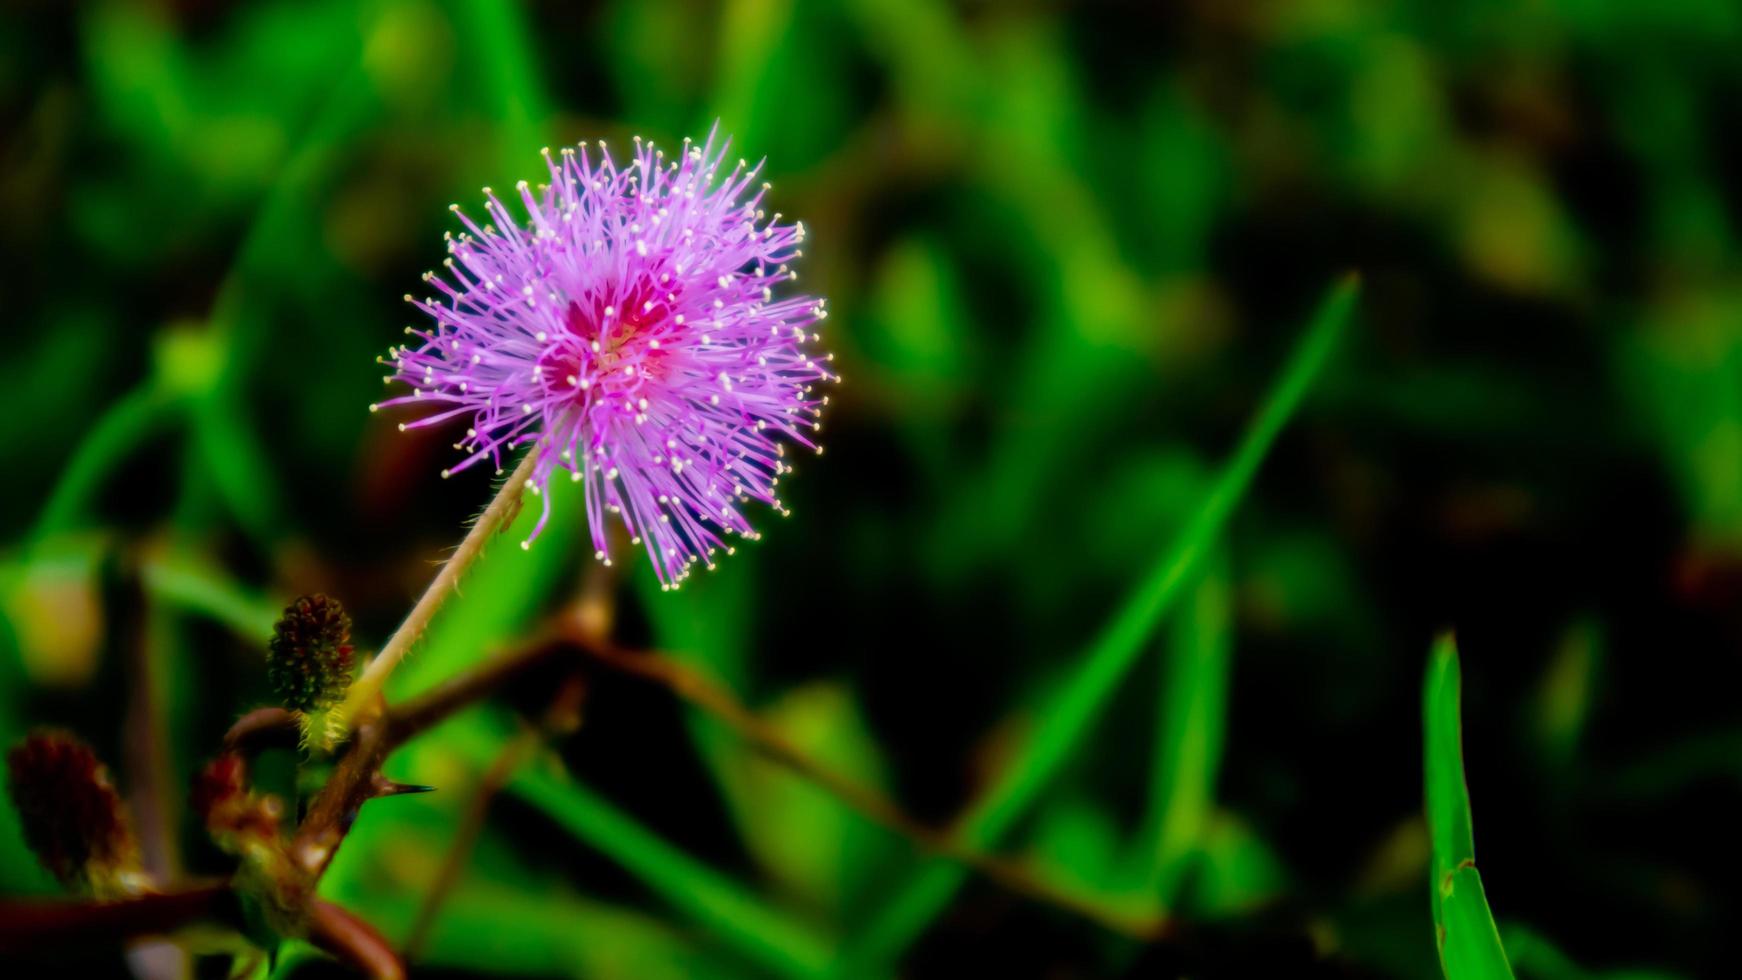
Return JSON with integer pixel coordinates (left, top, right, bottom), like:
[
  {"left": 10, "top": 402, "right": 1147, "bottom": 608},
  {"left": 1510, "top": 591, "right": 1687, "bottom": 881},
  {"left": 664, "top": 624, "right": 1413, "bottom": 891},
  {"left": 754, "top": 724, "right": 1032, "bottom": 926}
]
[{"left": 378, "top": 128, "right": 834, "bottom": 588}]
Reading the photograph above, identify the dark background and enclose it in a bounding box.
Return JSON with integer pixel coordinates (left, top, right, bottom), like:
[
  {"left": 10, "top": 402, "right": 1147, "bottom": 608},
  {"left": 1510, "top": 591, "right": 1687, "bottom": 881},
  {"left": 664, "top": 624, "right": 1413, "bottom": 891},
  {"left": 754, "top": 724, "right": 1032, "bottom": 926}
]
[{"left": 3, "top": 1, "right": 1739, "bottom": 977}]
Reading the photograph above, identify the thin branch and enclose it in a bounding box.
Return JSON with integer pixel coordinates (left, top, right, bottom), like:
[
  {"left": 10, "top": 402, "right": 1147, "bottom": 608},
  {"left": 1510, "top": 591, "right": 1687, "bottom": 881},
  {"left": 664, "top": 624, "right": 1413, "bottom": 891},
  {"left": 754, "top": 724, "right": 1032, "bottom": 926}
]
[
  {"left": 339, "top": 449, "right": 541, "bottom": 726},
  {"left": 120, "top": 567, "right": 181, "bottom": 889},
  {"left": 560, "top": 633, "right": 1172, "bottom": 941},
  {"left": 377, "top": 626, "right": 1170, "bottom": 940},
  {"left": 401, "top": 726, "right": 541, "bottom": 960},
  {"left": 401, "top": 563, "right": 608, "bottom": 961},
  {"left": 304, "top": 520, "right": 1166, "bottom": 947},
  {"left": 223, "top": 707, "right": 300, "bottom": 755},
  {"left": 385, "top": 638, "right": 567, "bottom": 747},
  {"left": 308, "top": 899, "right": 405, "bottom": 980}
]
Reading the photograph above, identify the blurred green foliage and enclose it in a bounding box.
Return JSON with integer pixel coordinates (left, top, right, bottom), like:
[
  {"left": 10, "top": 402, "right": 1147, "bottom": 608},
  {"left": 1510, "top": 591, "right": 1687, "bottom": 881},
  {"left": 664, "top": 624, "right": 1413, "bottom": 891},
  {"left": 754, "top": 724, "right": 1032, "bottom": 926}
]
[{"left": 2, "top": 0, "right": 1740, "bottom": 977}]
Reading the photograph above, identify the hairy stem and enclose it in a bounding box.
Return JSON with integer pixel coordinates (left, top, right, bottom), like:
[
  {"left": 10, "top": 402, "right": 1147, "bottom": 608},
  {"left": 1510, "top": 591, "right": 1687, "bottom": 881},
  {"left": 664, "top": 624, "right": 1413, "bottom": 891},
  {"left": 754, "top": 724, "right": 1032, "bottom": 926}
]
[{"left": 340, "top": 450, "right": 540, "bottom": 726}]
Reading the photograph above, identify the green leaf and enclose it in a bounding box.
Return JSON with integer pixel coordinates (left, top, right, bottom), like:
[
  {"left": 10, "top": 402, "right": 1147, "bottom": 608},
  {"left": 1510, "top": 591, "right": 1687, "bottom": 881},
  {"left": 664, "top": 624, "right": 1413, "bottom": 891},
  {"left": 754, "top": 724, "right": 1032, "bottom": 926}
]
[
  {"left": 509, "top": 762, "right": 838, "bottom": 980},
  {"left": 139, "top": 546, "right": 281, "bottom": 641},
  {"left": 862, "top": 236, "right": 974, "bottom": 468},
  {"left": 1027, "top": 795, "right": 1126, "bottom": 897},
  {"left": 845, "top": 275, "right": 1360, "bottom": 972},
  {"left": 1500, "top": 921, "right": 1687, "bottom": 980},
  {"left": 330, "top": 782, "right": 730, "bottom": 978},
  {"left": 728, "top": 682, "right": 901, "bottom": 915},
  {"left": 398, "top": 882, "right": 733, "bottom": 979},
  {"left": 1189, "top": 812, "right": 1287, "bottom": 918},
  {"left": 323, "top": 710, "right": 743, "bottom": 978},
  {"left": 451, "top": 0, "right": 551, "bottom": 172},
  {"left": 1139, "top": 549, "right": 1233, "bottom": 904},
  {"left": 1424, "top": 636, "right": 1476, "bottom": 883},
  {"left": 189, "top": 394, "right": 285, "bottom": 544},
  {"left": 1424, "top": 634, "right": 1515, "bottom": 980}
]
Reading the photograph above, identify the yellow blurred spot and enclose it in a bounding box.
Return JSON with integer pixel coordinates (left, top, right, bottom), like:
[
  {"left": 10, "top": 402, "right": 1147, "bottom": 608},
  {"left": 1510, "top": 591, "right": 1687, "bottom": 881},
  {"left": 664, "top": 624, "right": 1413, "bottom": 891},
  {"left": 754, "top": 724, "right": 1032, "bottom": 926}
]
[
  {"left": 364, "top": 1, "right": 455, "bottom": 108},
  {"left": 1457, "top": 151, "right": 1582, "bottom": 295},
  {"left": 4, "top": 549, "right": 105, "bottom": 688}
]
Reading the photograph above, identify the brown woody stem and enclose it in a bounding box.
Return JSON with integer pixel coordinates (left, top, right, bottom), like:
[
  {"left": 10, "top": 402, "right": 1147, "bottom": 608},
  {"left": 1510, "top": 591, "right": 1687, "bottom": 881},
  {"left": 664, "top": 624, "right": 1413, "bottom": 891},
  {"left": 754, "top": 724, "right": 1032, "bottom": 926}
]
[
  {"left": 290, "top": 710, "right": 392, "bottom": 877},
  {"left": 308, "top": 899, "right": 405, "bottom": 980},
  {"left": 0, "top": 885, "right": 238, "bottom": 954},
  {"left": 222, "top": 707, "right": 300, "bottom": 755},
  {"left": 372, "top": 623, "right": 1172, "bottom": 940}
]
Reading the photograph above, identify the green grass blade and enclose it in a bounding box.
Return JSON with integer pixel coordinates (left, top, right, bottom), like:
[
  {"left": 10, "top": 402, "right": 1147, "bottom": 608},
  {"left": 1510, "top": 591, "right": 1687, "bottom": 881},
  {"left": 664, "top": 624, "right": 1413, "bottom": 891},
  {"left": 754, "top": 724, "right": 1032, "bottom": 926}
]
[
  {"left": 846, "top": 275, "right": 1360, "bottom": 971},
  {"left": 196, "top": 62, "right": 379, "bottom": 544},
  {"left": 510, "top": 764, "right": 836, "bottom": 980},
  {"left": 189, "top": 395, "right": 285, "bottom": 543},
  {"left": 1140, "top": 548, "right": 1232, "bottom": 901},
  {"left": 1424, "top": 635, "right": 1476, "bottom": 881},
  {"left": 1424, "top": 634, "right": 1515, "bottom": 980},
  {"left": 1439, "top": 865, "right": 1513, "bottom": 980}
]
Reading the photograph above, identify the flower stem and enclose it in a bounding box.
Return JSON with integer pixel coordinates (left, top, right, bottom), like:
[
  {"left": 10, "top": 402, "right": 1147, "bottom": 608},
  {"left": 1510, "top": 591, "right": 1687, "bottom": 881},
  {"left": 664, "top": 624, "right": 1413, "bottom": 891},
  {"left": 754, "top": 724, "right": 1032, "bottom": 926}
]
[{"left": 339, "top": 450, "right": 540, "bottom": 727}]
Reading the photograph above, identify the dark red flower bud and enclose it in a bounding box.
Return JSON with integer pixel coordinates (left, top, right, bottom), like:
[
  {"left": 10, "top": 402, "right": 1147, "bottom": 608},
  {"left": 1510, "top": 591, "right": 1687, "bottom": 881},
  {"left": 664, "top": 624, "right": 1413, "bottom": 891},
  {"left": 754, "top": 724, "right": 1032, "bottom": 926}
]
[
  {"left": 6, "top": 729, "right": 142, "bottom": 895},
  {"left": 191, "top": 752, "right": 281, "bottom": 848},
  {"left": 267, "top": 594, "right": 355, "bottom": 713}
]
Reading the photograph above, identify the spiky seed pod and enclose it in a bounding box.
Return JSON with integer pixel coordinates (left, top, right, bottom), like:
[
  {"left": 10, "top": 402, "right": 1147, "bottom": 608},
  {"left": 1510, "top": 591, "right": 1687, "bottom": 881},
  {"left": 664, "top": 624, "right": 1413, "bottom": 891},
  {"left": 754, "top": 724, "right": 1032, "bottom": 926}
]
[
  {"left": 266, "top": 594, "right": 355, "bottom": 713},
  {"left": 5, "top": 729, "right": 143, "bottom": 895}
]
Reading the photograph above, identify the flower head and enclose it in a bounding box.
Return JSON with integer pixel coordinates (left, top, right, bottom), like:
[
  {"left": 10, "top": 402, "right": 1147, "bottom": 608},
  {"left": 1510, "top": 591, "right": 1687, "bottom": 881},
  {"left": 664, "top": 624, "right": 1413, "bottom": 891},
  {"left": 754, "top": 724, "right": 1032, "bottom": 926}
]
[{"left": 378, "top": 127, "right": 835, "bottom": 587}]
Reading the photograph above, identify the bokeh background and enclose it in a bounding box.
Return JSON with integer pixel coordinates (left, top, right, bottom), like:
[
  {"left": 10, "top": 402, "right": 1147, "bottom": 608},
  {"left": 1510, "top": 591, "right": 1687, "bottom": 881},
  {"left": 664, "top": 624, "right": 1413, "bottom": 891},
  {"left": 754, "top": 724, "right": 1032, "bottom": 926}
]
[{"left": 3, "top": 0, "right": 1741, "bottom": 977}]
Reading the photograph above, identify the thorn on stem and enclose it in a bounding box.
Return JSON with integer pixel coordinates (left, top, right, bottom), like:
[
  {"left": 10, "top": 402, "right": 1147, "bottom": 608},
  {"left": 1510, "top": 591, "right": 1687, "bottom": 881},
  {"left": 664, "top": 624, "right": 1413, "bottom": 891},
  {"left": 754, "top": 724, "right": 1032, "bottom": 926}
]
[{"left": 369, "top": 773, "right": 436, "bottom": 799}]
